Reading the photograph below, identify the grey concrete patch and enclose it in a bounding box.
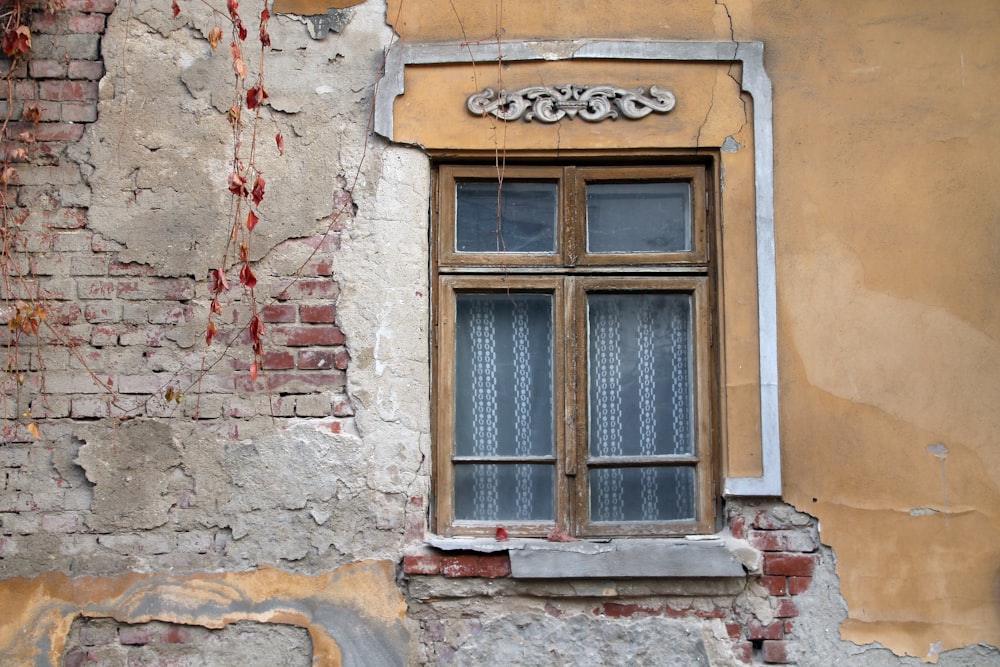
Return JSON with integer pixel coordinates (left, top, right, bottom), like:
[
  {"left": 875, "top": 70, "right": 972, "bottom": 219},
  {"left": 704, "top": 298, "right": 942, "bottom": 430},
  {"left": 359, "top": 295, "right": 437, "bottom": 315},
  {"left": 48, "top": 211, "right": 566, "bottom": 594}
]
[{"left": 449, "top": 613, "right": 711, "bottom": 666}]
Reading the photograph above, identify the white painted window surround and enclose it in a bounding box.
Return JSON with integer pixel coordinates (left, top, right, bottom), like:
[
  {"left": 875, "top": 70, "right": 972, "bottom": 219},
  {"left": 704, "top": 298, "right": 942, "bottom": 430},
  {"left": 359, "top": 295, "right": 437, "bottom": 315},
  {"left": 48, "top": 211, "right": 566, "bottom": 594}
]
[{"left": 375, "top": 40, "right": 781, "bottom": 499}]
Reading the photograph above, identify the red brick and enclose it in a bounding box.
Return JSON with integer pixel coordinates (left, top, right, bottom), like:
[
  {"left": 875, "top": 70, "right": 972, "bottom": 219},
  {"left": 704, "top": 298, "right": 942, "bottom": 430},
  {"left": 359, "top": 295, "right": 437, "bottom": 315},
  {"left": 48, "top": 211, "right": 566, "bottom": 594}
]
[
  {"left": 787, "top": 576, "right": 812, "bottom": 595},
  {"left": 332, "top": 397, "right": 353, "bottom": 417},
  {"left": 775, "top": 598, "right": 798, "bottom": 618},
  {"left": 749, "top": 530, "right": 785, "bottom": 551},
  {"left": 118, "top": 627, "right": 151, "bottom": 645},
  {"left": 477, "top": 554, "right": 511, "bottom": 578},
  {"left": 752, "top": 510, "right": 785, "bottom": 530},
  {"left": 69, "top": 14, "right": 107, "bottom": 32},
  {"left": 273, "top": 278, "right": 339, "bottom": 300},
  {"left": 763, "top": 553, "right": 816, "bottom": 578},
  {"left": 334, "top": 349, "right": 350, "bottom": 370},
  {"left": 725, "top": 622, "right": 742, "bottom": 639},
  {"left": 746, "top": 621, "right": 783, "bottom": 641},
  {"left": 261, "top": 304, "right": 296, "bottom": 323},
  {"left": 784, "top": 620, "right": 794, "bottom": 634},
  {"left": 162, "top": 625, "right": 190, "bottom": 643},
  {"left": 39, "top": 81, "right": 99, "bottom": 102},
  {"left": 68, "top": 60, "right": 104, "bottom": 80},
  {"left": 32, "top": 123, "right": 86, "bottom": 142},
  {"left": 274, "top": 325, "right": 345, "bottom": 347},
  {"left": 300, "top": 304, "right": 336, "bottom": 323},
  {"left": 759, "top": 575, "right": 787, "bottom": 596},
  {"left": 263, "top": 350, "right": 295, "bottom": 370},
  {"left": 730, "top": 515, "right": 746, "bottom": 540},
  {"left": 441, "top": 555, "right": 478, "bottom": 578},
  {"left": 733, "top": 642, "right": 753, "bottom": 663},
  {"left": 403, "top": 554, "right": 441, "bottom": 574},
  {"left": 29, "top": 60, "right": 68, "bottom": 78},
  {"left": 601, "top": 602, "right": 659, "bottom": 618},
  {"left": 64, "top": 0, "right": 117, "bottom": 10},
  {"left": 762, "top": 640, "right": 792, "bottom": 664},
  {"left": 298, "top": 350, "right": 334, "bottom": 370}
]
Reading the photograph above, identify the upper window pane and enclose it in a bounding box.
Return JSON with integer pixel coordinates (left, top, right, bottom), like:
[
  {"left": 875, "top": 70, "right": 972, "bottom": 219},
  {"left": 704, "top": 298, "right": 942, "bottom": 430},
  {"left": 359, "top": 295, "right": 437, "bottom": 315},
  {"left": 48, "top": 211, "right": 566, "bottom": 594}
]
[
  {"left": 586, "top": 182, "right": 691, "bottom": 253},
  {"left": 456, "top": 181, "right": 558, "bottom": 253}
]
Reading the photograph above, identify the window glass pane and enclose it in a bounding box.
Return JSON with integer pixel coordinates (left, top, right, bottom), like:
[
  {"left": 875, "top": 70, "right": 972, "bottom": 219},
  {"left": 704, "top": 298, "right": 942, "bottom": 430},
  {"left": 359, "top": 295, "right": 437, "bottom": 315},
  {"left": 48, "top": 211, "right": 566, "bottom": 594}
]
[
  {"left": 588, "top": 293, "right": 693, "bottom": 457},
  {"left": 455, "top": 294, "right": 554, "bottom": 458},
  {"left": 586, "top": 182, "right": 691, "bottom": 253},
  {"left": 455, "top": 464, "right": 555, "bottom": 521},
  {"left": 456, "top": 181, "right": 558, "bottom": 253},
  {"left": 590, "top": 466, "right": 696, "bottom": 522}
]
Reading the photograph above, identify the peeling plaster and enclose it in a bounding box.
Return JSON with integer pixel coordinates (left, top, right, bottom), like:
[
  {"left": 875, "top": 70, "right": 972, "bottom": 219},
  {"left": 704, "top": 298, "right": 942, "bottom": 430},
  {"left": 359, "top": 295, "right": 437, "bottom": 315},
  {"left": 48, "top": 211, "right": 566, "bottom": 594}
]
[{"left": 0, "top": 561, "right": 407, "bottom": 666}]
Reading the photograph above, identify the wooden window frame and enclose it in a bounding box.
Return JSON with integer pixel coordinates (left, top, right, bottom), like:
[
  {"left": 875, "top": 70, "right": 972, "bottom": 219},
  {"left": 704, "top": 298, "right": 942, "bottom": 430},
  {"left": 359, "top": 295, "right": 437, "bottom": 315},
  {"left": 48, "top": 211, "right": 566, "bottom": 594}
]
[{"left": 432, "top": 157, "right": 720, "bottom": 538}]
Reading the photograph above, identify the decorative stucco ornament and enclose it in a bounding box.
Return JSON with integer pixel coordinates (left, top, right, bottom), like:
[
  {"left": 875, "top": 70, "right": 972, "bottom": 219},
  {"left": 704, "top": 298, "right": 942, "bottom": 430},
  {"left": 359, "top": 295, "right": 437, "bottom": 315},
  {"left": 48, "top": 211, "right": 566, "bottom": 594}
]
[{"left": 467, "top": 84, "right": 676, "bottom": 122}]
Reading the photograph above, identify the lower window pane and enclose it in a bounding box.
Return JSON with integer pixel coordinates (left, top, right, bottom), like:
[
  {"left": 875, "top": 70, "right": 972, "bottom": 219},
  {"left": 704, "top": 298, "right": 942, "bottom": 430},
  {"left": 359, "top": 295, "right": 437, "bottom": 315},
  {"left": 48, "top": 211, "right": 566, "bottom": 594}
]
[
  {"left": 454, "top": 464, "right": 554, "bottom": 521},
  {"left": 590, "top": 467, "right": 696, "bottom": 522}
]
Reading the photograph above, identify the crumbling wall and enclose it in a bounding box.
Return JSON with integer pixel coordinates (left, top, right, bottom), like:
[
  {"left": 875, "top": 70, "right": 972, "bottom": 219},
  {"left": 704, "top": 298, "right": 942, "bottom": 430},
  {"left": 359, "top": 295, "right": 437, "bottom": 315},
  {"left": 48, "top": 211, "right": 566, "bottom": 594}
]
[{"left": 1, "top": 0, "right": 998, "bottom": 665}]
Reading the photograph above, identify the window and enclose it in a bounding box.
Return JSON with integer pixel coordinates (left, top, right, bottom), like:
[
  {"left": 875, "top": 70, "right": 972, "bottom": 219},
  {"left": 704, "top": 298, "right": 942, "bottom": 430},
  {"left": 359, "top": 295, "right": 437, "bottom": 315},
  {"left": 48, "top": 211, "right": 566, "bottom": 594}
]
[{"left": 433, "top": 159, "right": 719, "bottom": 538}]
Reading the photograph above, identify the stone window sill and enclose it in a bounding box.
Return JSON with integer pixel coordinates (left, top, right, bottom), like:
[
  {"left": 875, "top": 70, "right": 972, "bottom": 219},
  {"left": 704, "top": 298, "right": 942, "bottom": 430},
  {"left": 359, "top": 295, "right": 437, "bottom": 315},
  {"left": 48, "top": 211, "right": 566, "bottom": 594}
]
[{"left": 419, "top": 533, "right": 760, "bottom": 579}]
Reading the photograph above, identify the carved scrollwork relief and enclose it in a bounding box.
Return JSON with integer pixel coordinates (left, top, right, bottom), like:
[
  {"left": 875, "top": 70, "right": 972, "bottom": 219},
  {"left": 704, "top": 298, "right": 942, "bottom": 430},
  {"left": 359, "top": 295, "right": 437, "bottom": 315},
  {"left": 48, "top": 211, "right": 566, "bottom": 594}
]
[{"left": 466, "top": 84, "right": 676, "bottom": 123}]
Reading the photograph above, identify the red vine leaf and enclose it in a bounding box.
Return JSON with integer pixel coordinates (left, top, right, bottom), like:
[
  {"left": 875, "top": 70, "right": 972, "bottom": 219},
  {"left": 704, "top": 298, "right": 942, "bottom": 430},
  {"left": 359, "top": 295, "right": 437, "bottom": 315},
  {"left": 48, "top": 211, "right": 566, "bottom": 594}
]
[
  {"left": 239, "top": 263, "right": 256, "bottom": 288},
  {"left": 2, "top": 26, "right": 31, "bottom": 58},
  {"left": 275, "top": 132, "right": 285, "bottom": 156},
  {"left": 259, "top": 8, "right": 271, "bottom": 47},
  {"left": 249, "top": 361, "right": 258, "bottom": 381},
  {"left": 210, "top": 297, "right": 222, "bottom": 315},
  {"left": 246, "top": 83, "right": 268, "bottom": 110},
  {"left": 171, "top": 1, "right": 180, "bottom": 17},
  {"left": 208, "top": 26, "right": 223, "bottom": 50},
  {"left": 251, "top": 175, "right": 265, "bottom": 205},
  {"left": 22, "top": 103, "right": 41, "bottom": 124},
  {"left": 239, "top": 242, "right": 250, "bottom": 262},
  {"left": 211, "top": 268, "right": 229, "bottom": 293},
  {"left": 206, "top": 319, "right": 218, "bottom": 346},
  {"left": 235, "top": 18, "right": 247, "bottom": 41},
  {"left": 227, "top": 0, "right": 239, "bottom": 20},
  {"left": 245, "top": 210, "right": 259, "bottom": 231},
  {"left": 227, "top": 171, "right": 247, "bottom": 196},
  {"left": 249, "top": 315, "right": 264, "bottom": 355}
]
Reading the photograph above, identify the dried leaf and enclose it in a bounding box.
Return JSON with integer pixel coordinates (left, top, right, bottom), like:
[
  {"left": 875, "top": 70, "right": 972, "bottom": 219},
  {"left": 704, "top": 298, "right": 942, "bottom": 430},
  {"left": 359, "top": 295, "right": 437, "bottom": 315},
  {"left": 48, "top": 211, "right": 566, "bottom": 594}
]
[
  {"left": 171, "top": 0, "right": 180, "bottom": 17},
  {"left": 239, "top": 263, "right": 256, "bottom": 288},
  {"left": 227, "top": 0, "right": 239, "bottom": 20},
  {"left": 233, "top": 57, "right": 247, "bottom": 79},
  {"left": 249, "top": 315, "right": 265, "bottom": 355},
  {"left": 235, "top": 18, "right": 247, "bottom": 41},
  {"left": 227, "top": 171, "right": 247, "bottom": 196},
  {"left": 251, "top": 175, "right": 265, "bottom": 205},
  {"left": 211, "top": 268, "right": 229, "bottom": 293},
  {"left": 208, "top": 26, "right": 223, "bottom": 50},
  {"left": 249, "top": 361, "right": 258, "bottom": 381},
  {"left": 26, "top": 422, "right": 40, "bottom": 439},
  {"left": 246, "top": 83, "right": 268, "bottom": 110},
  {"left": 245, "top": 210, "right": 259, "bottom": 231},
  {"left": 239, "top": 242, "right": 250, "bottom": 262},
  {"left": 22, "top": 103, "right": 41, "bottom": 123},
  {"left": 259, "top": 8, "right": 271, "bottom": 47},
  {"left": 275, "top": 132, "right": 285, "bottom": 156},
  {"left": 2, "top": 26, "right": 32, "bottom": 58},
  {"left": 210, "top": 297, "right": 222, "bottom": 315},
  {"left": 206, "top": 319, "right": 218, "bottom": 346}
]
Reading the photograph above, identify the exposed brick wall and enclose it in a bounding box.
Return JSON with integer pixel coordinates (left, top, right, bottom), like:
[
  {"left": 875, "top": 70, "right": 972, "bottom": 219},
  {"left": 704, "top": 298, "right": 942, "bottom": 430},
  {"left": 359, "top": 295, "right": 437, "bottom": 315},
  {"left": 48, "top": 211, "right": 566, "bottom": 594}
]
[
  {"left": 0, "top": 2, "right": 352, "bottom": 437},
  {"left": 403, "top": 502, "right": 820, "bottom": 665}
]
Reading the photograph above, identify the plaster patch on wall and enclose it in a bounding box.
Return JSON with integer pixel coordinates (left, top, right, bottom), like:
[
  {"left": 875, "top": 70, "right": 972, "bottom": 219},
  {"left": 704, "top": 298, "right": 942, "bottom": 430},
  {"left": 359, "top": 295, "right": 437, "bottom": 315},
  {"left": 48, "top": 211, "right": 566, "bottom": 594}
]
[{"left": 0, "top": 561, "right": 407, "bottom": 666}]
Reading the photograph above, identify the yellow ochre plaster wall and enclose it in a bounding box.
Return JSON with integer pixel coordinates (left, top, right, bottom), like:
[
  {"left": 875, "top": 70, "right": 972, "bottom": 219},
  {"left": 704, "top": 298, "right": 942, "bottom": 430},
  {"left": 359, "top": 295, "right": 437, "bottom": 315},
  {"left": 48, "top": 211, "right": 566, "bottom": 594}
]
[{"left": 386, "top": 0, "right": 1000, "bottom": 659}]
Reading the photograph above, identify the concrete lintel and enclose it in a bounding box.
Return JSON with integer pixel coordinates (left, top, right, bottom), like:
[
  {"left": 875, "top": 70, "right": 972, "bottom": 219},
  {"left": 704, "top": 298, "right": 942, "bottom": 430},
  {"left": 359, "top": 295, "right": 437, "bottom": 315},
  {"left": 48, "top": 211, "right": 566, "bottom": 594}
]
[{"left": 376, "top": 39, "right": 782, "bottom": 498}]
